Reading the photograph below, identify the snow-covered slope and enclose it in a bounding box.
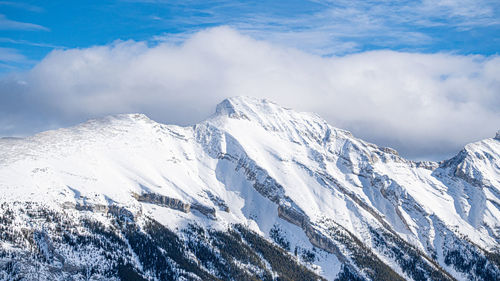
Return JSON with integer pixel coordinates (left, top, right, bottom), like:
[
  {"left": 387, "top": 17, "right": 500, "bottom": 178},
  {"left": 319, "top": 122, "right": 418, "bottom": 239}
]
[{"left": 1, "top": 96, "right": 499, "bottom": 281}]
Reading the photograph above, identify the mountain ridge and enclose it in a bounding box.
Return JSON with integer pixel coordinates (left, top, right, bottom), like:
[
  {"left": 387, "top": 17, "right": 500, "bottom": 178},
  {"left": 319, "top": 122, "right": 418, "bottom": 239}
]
[{"left": 0, "top": 96, "right": 499, "bottom": 280}]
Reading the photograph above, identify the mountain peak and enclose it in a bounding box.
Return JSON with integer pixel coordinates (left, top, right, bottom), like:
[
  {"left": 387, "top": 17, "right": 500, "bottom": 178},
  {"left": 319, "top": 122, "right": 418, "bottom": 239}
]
[
  {"left": 212, "top": 96, "right": 343, "bottom": 146},
  {"left": 215, "top": 96, "right": 285, "bottom": 120},
  {"left": 213, "top": 96, "right": 327, "bottom": 127},
  {"left": 495, "top": 130, "right": 500, "bottom": 140}
]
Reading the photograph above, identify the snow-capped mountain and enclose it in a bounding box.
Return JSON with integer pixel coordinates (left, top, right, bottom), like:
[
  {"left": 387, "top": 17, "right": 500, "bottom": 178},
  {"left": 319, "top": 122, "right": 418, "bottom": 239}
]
[{"left": 1, "top": 96, "right": 499, "bottom": 281}]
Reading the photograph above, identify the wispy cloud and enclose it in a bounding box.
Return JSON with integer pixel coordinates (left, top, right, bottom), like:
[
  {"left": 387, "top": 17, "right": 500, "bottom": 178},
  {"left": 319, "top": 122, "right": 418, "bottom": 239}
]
[
  {"left": 145, "top": 0, "right": 499, "bottom": 55},
  {"left": 0, "top": 47, "right": 30, "bottom": 63},
  {"left": 0, "top": 38, "right": 63, "bottom": 49},
  {"left": 0, "top": 14, "right": 49, "bottom": 31},
  {"left": 314, "top": 0, "right": 500, "bottom": 28},
  {"left": 0, "top": 1, "right": 43, "bottom": 13},
  {"left": 247, "top": 0, "right": 499, "bottom": 53},
  {"left": 0, "top": 47, "right": 35, "bottom": 72},
  {"left": 416, "top": 0, "right": 500, "bottom": 27}
]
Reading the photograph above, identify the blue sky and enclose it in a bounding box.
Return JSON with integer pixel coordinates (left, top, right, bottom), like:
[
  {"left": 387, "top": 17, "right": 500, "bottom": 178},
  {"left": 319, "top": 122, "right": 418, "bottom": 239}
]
[
  {"left": 0, "top": 1, "right": 499, "bottom": 160},
  {"left": 1, "top": 0, "right": 499, "bottom": 72}
]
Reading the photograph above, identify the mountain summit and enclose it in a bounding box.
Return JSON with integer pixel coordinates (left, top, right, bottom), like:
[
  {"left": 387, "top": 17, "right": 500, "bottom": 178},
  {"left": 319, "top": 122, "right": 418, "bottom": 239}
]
[{"left": 1, "top": 96, "right": 499, "bottom": 280}]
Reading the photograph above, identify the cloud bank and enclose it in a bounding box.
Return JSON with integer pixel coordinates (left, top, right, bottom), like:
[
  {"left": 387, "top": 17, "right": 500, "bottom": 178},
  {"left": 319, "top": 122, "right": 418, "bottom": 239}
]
[{"left": 1, "top": 27, "right": 499, "bottom": 160}]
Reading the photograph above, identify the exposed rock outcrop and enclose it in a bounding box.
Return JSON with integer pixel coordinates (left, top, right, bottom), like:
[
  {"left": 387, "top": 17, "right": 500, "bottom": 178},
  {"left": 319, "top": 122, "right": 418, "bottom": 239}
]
[
  {"left": 277, "top": 205, "right": 346, "bottom": 262},
  {"left": 132, "top": 192, "right": 190, "bottom": 213},
  {"left": 131, "top": 192, "right": 217, "bottom": 219}
]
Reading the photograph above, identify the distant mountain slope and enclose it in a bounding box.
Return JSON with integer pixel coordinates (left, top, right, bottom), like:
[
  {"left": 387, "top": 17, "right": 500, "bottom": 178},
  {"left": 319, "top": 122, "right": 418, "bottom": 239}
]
[{"left": 1, "top": 96, "right": 499, "bottom": 280}]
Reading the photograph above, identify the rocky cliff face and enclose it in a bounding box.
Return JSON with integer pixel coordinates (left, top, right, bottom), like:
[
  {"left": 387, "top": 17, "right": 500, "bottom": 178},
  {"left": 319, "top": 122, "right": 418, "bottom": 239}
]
[{"left": 0, "top": 96, "right": 499, "bottom": 281}]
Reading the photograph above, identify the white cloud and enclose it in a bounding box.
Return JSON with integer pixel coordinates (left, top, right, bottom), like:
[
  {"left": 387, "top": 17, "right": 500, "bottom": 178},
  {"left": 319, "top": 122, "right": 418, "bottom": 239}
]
[{"left": 1, "top": 27, "right": 499, "bottom": 160}]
